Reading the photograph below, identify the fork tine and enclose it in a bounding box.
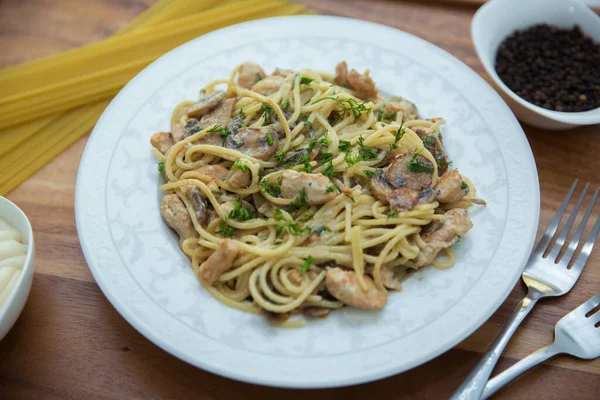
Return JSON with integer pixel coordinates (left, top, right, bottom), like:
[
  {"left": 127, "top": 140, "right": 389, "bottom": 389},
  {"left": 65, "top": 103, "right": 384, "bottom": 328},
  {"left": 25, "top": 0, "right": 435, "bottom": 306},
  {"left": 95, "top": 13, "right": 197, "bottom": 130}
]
[
  {"left": 548, "top": 183, "right": 590, "bottom": 262},
  {"left": 534, "top": 179, "right": 579, "bottom": 255},
  {"left": 581, "top": 291, "right": 600, "bottom": 314},
  {"left": 570, "top": 215, "right": 600, "bottom": 274},
  {"left": 560, "top": 187, "right": 600, "bottom": 264}
]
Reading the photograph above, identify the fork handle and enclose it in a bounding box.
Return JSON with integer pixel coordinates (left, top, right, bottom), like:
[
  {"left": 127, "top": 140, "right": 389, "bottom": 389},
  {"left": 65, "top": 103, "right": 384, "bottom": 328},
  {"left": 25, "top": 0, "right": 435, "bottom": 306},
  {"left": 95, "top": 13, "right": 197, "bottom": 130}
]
[
  {"left": 481, "top": 344, "right": 560, "bottom": 399},
  {"left": 450, "top": 289, "right": 542, "bottom": 400}
]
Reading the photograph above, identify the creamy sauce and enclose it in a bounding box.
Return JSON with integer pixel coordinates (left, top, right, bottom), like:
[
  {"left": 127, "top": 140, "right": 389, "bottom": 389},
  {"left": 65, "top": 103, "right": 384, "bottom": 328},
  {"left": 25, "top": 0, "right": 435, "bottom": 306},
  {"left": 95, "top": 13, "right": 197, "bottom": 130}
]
[{"left": 0, "top": 218, "right": 26, "bottom": 308}]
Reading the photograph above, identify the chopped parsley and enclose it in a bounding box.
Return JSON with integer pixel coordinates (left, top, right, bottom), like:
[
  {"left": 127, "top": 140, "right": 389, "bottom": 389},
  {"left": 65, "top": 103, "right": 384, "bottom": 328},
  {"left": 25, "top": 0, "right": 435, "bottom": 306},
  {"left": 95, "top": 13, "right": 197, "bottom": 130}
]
[
  {"left": 298, "top": 153, "right": 312, "bottom": 173},
  {"left": 345, "top": 135, "right": 378, "bottom": 166},
  {"left": 260, "top": 180, "right": 281, "bottom": 197},
  {"left": 261, "top": 103, "right": 273, "bottom": 125},
  {"left": 461, "top": 180, "right": 470, "bottom": 194},
  {"left": 157, "top": 162, "right": 165, "bottom": 173},
  {"left": 322, "top": 161, "right": 335, "bottom": 177},
  {"left": 216, "top": 221, "right": 235, "bottom": 238},
  {"left": 239, "top": 107, "right": 246, "bottom": 119},
  {"left": 208, "top": 124, "right": 228, "bottom": 137},
  {"left": 211, "top": 190, "right": 224, "bottom": 195},
  {"left": 281, "top": 98, "right": 290, "bottom": 112},
  {"left": 287, "top": 190, "right": 309, "bottom": 213},
  {"left": 274, "top": 152, "right": 285, "bottom": 163},
  {"left": 339, "top": 140, "right": 352, "bottom": 153},
  {"left": 409, "top": 150, "right": 433, "bottom": 173},
  {"left": 387, "top": 210, "right": 399, "bottom": 218},
  {"left": 321, "top": 152, "right": 333, "bottom": 162},
  {"left": 312, "top": 95, "right": 371, "bottom": 121},
  {"left": 266, "top": 132, "right": 274, "bottom": 145},
  {"left": 423, "top": 135, "right": 436, "bottom": 147},
  {"left": 277, "top": 220, "right": 308, "bottom": 236},
  {"left": 435, "top": 189, "right": 441, "bottom": 196},
  {"left": 435, "top": 156, "right": 453, "bottom": 170},
  {"left": 389, "top": 123, "right": 406, "bottom": 151},
  {"left": 300, "top": 77, "right": 314, "bottom": 85},
  {"left": 300, "top": 255, "right": 313, "bottom": 273},
  {"left": 231, "top": 159, "right": 248, "bottom": 172},
  {"left": 255, "top": 73, "right": 264, "bottom": 83},
  {"left": 274, "top": 208, "right": 283, "bottom": 221},
  {"left": 383, "top": 110, "right": 397, "bottom": 122},
  {"left": 326, "top": 185, "right": 336, "bottom": 193},
  {"left": 345, "top": 193, "right": 356, "bottom": 202},
  {"left": 229, "top": 201, "right": 254, "bottom": 221},
  {"left": 274, "top": 239, "right": 283, "bottom": 245},
  {"left": 363, "top": 169, "right": 376, "bottom": 178}
]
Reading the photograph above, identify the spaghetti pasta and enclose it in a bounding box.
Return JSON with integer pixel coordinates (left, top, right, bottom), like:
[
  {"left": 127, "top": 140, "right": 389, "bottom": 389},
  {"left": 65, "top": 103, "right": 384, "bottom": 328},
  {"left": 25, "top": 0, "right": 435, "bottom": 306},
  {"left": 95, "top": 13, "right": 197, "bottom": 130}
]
[{"left": 152, "top": 62, "right": 486, "bottom": 326}]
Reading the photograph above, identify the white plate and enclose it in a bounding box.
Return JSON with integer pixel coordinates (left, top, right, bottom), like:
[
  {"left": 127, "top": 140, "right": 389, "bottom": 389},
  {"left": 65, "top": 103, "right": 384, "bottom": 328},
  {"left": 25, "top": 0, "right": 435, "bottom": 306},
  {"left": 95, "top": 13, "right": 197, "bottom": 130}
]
[{"left": 75, "top": 16, "right": 540, "bottom": 388}]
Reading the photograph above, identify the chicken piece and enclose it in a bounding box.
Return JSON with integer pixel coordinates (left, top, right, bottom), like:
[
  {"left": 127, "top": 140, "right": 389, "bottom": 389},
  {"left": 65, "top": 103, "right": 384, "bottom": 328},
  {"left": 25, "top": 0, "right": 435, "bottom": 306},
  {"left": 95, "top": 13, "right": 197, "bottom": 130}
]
[
  {"left": 226, "top": 167, "right": 251, "bottom": 189},
  {"left": 380, "top": 265, "right": 404, "bottom": 291},
  {"left": 180, "top": 184, "right": 208, "bottom": 226},
  {"left": 160, "top": 194, "right": 196, "bottom": 242},
  {"left": 200, "top": 98, "right": 235, "bottom": 130},
  {"left": 198, "top": 239, "right": 239, "bottom": 284},
  {"left": 434, "top": 169, "right": 468, "bottom": 203},
  {"left": 172, "top": 123, "right": 186, "bottom": 142},
  {"left": 414, "top": 208, "right": 473, "bottom": 267},
  {"left": 334, "top": 61, "right": 378, "bottom": 100},
  {"left": 388, "top": 97, "right": 418, "bottom": 121},
  {"left": 193, "top": 164, "right": 229, "bottom": 181},
  {"left": 251, "top": 75, "right": 284, "bottom": 96},
  {"left": 238, "top": 62, "right": 266, "bottom": 89},
  {"left": 281, "top": 170, "right": 336, "bottom": 205},
  {"left": 186, "top": 90, "right": 226, "bottom": 119},
  {"left": 303, "top": 306, "right": 330, "bottom": 318},
  {"left": 224, "top": 127, "right": 279, "bottom": 160},
  {"left": 272, "top": 68, "right": 293, "bottom": 77},
  {"left": 150, "top": 131, "right": 174, "bottom": 154},
  {"left": 386, "top": 152, "right": 433, "bottom": 191},
  {"left": 334, "top": 61, "right": 348, "bottom": 86},
  {"left": 325, "top": 268, "right": 386, "bottom": 310},
  {"left": 388, "top": 188, "right": 419, "bottom": 211}
]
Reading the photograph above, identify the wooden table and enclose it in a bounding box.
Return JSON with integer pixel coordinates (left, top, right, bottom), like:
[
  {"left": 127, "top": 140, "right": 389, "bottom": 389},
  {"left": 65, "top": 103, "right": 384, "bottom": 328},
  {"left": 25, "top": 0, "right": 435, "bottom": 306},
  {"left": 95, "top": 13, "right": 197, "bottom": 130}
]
[{"left": 1, "top": 0, "right": 599, "bottom": 398}]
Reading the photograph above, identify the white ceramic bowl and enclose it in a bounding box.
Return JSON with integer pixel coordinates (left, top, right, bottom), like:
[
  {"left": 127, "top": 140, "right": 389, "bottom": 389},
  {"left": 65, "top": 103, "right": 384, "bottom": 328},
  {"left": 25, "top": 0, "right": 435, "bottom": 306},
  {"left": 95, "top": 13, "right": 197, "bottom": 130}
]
[
  {"left": 0, "top": 196, "right": 35, "bottom": 341},
  {"left": 472, "top": 0, "right": 600, "bottom": 130}
]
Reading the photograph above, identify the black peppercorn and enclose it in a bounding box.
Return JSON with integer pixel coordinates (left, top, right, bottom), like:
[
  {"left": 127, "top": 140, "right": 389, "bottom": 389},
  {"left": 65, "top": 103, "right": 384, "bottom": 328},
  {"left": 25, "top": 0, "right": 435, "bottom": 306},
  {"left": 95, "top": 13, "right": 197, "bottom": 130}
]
[{"left": 495, "top": 24, "right": 600, "bottom": 112}]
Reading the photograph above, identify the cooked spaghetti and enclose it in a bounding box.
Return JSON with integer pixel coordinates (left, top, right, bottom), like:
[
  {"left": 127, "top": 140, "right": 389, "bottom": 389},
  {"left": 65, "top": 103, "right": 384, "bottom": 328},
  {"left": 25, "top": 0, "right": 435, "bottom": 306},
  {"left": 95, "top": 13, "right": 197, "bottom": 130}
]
[{"left": 151, "top": 61, "right": 485, "bottom": 327}]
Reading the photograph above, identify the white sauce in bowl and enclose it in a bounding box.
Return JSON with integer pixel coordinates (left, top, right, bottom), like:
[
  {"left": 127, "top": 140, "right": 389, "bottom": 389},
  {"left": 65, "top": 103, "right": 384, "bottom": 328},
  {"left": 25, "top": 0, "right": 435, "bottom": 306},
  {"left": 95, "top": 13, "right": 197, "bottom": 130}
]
[{"left": 0, "top": 218, "right": 26, "bottom": 307}]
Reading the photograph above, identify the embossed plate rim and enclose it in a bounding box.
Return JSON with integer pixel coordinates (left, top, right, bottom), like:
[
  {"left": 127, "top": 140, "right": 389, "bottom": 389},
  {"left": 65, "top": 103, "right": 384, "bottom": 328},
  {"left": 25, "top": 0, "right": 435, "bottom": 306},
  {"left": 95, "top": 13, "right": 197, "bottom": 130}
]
[{"left": 75, "top": 16, "right": 540, "bottom": 388}]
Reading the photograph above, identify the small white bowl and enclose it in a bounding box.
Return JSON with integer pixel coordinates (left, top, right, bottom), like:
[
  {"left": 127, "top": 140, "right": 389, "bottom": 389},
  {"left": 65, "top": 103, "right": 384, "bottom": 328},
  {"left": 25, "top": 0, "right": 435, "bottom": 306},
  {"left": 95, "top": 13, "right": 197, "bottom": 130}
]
[
  {"left": 472, "top": 0, "right": 600, "bottom": 130},
  {"left": 0, "top": 196, "right": 35, "bottom": 341}
]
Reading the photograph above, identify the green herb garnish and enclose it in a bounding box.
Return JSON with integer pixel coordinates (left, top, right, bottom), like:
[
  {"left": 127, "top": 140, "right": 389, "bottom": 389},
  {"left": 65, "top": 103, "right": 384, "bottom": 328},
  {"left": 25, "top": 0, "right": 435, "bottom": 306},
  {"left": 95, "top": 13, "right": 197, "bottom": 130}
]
[
  {"left": 287, "top": 190, "right": 309, "bottom": 213},
  {"left": 281, "top": 98, "right": 290, "bottom": 112},
  {"left": 387, "top": 210, "right": 399, "bottom": 218},
  {"left": 274, "top": 152, "right": 285, "bottom": 163},
  {"left": 216, "top": 220, "right": 235, "bottom": 238},
  {"left": 326, "top": 185, "right": 336, "bottom": 193},
  {"left": 208, "top": 124, "right": 228, "bottom": 137},
  {"left": 261, "top": 103, "right": 273, "bottom": 125},
  {"left": 274, "top": 208, "right": 283, "bottom": 221},
  {"left": 313, "top": 95, "right": 371, "bottom": 121},
  {"left": 409, "top": 150, "right": 433, "bottom": 173},
  {"left": 277, "top": 220, "right": 308, "bottom": 236},
  {"left": 300, "top": 77, "right": 314, "bottom": 85},
  {"left": 301, "top": 255, "right": 313, "bottom": 273},
  {"left": 158, "top": 162, "right": 165, "bottom": 173},
  {"left": 260, "top": 180, "right": 281, "bottom": 197},
  {"left": 461, "top": 181, "right": 470, "bottom": 194},
  {"left": 231, "top": 159, "right": 248, "bottom": 172},
  {"left": 229, "top": 201, "right": 254, "bottom": 222},
  {"left": 211, "top": 190, "right": 224, "bottom": 195},
  {"left": 389, "top": 122, "right": 406, "bottom": 151},
  {"left": 266, "top": 132, "right": 274, "bottom": 145}
]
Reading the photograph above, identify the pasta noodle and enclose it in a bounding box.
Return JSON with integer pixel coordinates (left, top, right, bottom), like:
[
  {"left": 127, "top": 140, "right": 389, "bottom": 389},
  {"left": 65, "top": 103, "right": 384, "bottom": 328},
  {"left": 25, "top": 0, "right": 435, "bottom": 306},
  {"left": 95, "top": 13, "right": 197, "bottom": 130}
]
[{"left": 152, "top": 62, "right": 486, "bottom": 326}]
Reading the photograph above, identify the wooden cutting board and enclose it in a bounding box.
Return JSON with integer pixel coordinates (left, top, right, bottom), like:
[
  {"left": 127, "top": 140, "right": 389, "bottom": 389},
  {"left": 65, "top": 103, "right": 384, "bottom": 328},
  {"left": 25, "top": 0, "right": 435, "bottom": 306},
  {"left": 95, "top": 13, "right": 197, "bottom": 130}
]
[{"left": 0, "top": 0, "right": 599, "bottom": 399}]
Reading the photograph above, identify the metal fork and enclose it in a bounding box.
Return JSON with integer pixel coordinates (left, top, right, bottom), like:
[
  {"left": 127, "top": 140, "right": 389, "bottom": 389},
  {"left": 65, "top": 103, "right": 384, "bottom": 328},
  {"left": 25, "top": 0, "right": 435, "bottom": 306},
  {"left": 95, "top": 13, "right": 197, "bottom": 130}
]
[
  {"left": 482, "top": 291, "right": 600, "bottom": 399},
  {"left": 451, "top": 180, "right": 600, "bottom": 400}
]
